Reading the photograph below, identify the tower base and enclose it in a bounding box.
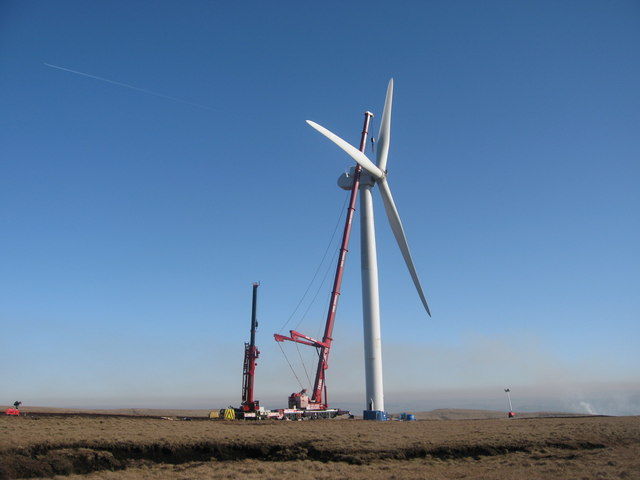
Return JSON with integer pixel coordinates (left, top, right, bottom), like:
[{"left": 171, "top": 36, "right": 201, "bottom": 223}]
[{"left": 363, "top": 410, "right": 388, "bottom": 421}]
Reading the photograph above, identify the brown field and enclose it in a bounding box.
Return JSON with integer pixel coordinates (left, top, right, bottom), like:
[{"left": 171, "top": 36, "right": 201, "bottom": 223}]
[{"left": 1, "top": 408, "right": 639, "bottom": 479}]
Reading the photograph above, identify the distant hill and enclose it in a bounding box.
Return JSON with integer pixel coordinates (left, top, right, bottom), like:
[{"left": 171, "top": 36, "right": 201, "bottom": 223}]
[{"left": 408, "top": 409, "right": 594, "bottom": 420}]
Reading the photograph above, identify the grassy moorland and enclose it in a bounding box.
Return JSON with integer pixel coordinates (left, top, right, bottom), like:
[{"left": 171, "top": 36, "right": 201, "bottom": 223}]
[{"left": 1, "top": 409, "right": 638, "bottom": 479}]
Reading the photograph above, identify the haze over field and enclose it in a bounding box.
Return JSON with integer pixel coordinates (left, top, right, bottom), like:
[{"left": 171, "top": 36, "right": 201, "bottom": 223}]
[{"left": 1, "top": 1, "right": 638, "bottom": 415}]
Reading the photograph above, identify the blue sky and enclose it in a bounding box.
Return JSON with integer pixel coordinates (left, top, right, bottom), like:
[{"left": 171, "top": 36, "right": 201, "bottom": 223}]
[{"left": 1, "top": 1, "right": 638, "bottom": 415}]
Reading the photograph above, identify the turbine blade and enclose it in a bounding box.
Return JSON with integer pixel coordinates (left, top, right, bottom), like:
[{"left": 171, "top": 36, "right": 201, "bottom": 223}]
[
  {"left": 378, "top": 178, "right": 431, "bottom": 316},
  {"left": 376, "top": 79, "right": 393, "bottom": 172},
  {"left": 306, "top": 120, "right": 384, "bottom": 179}
]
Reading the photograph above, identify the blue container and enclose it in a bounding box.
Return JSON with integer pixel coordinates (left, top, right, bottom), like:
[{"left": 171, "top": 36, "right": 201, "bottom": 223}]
[
  {"left": 406, "top": 414, "right": 416, "bottom": 421},
  {"left": 363, "top": 410, "right": 388, "bottom": 421}
]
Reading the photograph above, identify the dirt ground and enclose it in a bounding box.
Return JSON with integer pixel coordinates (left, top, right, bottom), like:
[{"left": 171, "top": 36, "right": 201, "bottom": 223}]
[{"left": 1, "top": 411, "right": 639, "bottom": 479}]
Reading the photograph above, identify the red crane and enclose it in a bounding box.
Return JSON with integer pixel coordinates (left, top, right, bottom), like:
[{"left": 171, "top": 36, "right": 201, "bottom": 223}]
[
  {"left": 274, "top": 112, "right": 373, "bottom": 410},
  {"left": 241, "top": 282, "right": 260, "bottom": 412}
]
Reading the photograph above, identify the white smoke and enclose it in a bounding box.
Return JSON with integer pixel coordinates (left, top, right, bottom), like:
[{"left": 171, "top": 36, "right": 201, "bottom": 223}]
[{"left": 577, "top": 401, "right": 597, "bottom": 415}]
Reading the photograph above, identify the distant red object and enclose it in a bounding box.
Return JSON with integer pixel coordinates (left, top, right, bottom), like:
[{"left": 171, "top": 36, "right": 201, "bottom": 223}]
[
  {"left": 6, "top": 408, "right": 20, "bottom": 416},
  {"left": 508, "top": 411, "right": 516, "bottom": 418}
]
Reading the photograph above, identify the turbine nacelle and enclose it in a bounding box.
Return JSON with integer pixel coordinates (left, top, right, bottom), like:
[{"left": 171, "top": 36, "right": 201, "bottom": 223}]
[{"left": 338, "top": 167, "right": 376, "bottom": 190}]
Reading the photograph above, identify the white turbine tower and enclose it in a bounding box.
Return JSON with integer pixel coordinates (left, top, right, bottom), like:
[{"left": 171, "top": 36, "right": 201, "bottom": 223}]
[{"left": 307, "top": 79, "right": 431, "bottom": 419}]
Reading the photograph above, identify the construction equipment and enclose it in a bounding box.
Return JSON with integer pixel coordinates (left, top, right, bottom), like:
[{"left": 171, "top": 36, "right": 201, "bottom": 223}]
[
  {"left": 241, "top": 282, "right": 261, "bottom": 414},
  {"left": 230, "top": 283, "right": 281, "bottom": 420},
  {"left": 6, "top": 401, "right": 21, "bottom": 416},
  {"left": 273, "top": 112, "right": 374, "bottom": 418}
]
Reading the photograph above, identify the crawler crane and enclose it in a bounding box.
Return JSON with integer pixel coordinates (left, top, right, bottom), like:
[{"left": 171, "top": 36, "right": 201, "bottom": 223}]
[{"left": 273, "top": 112, "right": 373, "bottom": 419}]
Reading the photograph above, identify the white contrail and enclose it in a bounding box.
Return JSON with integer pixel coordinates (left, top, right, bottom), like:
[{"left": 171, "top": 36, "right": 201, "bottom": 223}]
[{"left": 44, "top": 63, "right": 216, "bottom": 111}]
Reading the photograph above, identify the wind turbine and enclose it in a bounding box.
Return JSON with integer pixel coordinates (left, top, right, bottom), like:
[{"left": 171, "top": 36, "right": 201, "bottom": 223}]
[{"left": 306, "top": 78, "right": 431, "bottom": 419}]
